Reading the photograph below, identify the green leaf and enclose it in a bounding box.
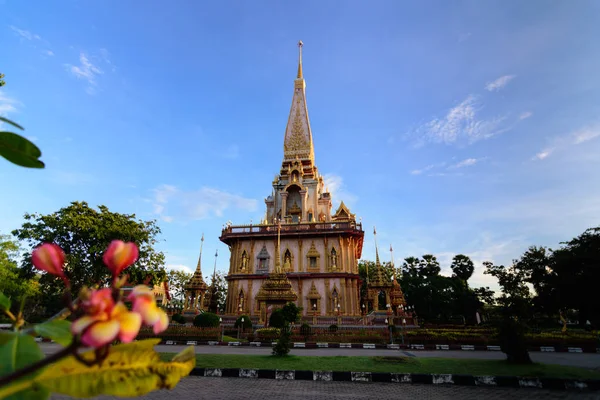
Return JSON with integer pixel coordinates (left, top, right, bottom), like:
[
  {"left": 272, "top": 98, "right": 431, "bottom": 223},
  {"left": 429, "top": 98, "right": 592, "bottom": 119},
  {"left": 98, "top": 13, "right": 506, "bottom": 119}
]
[
  {"left": 36, "top": 339, "right": 195, "bottom": 397},
  {"left": 33, "top": 320, "right": 72, "bottom": 346},
  {"left": 0, "top": 131, "right": 45, "bottom": 169},
  {"left": 0, "top": 291, "right": 11, "bottom": 311},
  {"left": 0, "top": 334, "right": 49, "bottom": 400},
  {"left": 0, "top": 116, "right": 24, "bottom": 130},
  {"left": 0, "top": 330, "right": 17, "bottom": 346}
]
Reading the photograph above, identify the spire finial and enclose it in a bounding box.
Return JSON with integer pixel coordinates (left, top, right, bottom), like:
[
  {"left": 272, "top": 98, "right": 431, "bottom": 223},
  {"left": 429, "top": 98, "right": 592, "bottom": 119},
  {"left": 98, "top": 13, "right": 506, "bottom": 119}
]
[
  {"left": 212, "top": 249, "right": 218, "bottom": 282},
  {"left": 195, "top": 233, "right": 204, "bottom": 273},
  {"left": 390, "top": 244, "right": 396, "bottom": 281},
  {"left": 373, "top": 226, "right": 380, "bottom": 266},
  {"left": 297, "top": 40, "right": 304, "bottom": 79}
]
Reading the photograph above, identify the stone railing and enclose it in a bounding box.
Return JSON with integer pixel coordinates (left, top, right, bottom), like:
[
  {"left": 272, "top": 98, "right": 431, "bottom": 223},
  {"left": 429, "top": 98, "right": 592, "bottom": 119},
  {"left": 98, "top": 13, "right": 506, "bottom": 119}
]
[{"left": 221, "top": 221, "right": 363, "bottom": 237}]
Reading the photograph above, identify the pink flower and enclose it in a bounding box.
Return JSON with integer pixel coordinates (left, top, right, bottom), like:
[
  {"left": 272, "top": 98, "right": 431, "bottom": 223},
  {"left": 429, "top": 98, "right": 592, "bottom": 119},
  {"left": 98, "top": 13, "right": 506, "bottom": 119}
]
[
  {"left": 32, "top": 243, "right": 67, "bottom": 281},
  {"left": 128, "top": 285, "right": 169, "bottom": 334},
  {"left": 103, "top": 240, "right": 139, "bottom": 278},
  {"left": 72, "top": 288, "right": 142, "bottom": 348}
]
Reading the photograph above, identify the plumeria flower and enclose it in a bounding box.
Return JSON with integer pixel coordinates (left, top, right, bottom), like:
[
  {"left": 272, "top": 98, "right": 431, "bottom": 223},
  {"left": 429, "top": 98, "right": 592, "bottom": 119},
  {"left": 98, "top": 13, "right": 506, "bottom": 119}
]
[
  {"left": 128, "top": 285, "right": 169, "bottom": 334},
  {"left": 31, "top": 243, "right": 69, "bottom": 285},
  {"left": 103, "top": 240, "right": 139, "bottom": 279},
  {"left": 71, "top": 288, "right": 142, "bottom": 348}
]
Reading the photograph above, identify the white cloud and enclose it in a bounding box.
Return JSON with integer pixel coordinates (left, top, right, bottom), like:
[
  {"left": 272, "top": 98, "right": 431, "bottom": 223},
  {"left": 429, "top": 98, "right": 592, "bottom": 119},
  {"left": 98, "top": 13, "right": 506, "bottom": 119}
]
[
  {"left": 323, "top": 174, "right": 358, "bottom": 208},
  {"left": 572, "top": 124, "right": 600, "bottom": 144},
  {"left": 165, "top": 264, "right": 194, "bottom": 274},
  {"left": 411, "top": 95, "right": 508, "bottom": 146},
  {"left": 519, "top": 111, "right": 533, "bottom": 120},
  {"left": 532, "top": 148, "right": 553, "bottom": 161},
  {"left": 10, "top": 26, "right": 41, "bottom": 41},
  {"left": 27, "top": 136, "right": 38, "bottom": 142},
  {"left": 531, "top": 123, "right": 600, "bottom": 160},
  {"left": 151, "top": 184, "right": 258, "bottom": 222},
  {"left": 450, "top": 158, "right": 479, "bottom": 169},
  {"left": 66, "top": 53, "right": 103, "bottom": 86},
  {"left": 0, "top": 92, "right": 20, "bottom": 116},
  {"left": 43, "top": 50, "right": 54, "bottom": 57},
  {"left": 485, "top": 75, "right": 516, "bottom": 92},
  {"left": 410, "top": 164, "right": 435, "bottom": 175}
]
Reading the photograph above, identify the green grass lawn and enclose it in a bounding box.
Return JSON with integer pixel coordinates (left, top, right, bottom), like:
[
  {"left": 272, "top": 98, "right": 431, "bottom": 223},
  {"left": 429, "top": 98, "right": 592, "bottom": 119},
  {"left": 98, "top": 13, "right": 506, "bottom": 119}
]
[{"left": 160, "top": 353, "right": 600, "bottom": 379}]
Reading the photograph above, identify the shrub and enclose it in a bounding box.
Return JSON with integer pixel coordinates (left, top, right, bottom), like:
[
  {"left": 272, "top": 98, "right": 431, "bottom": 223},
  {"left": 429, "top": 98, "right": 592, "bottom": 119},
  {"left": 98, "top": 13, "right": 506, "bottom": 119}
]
[
  {"left": 256, "top": 327, "right": 281, "bottom": 340},
  {"left": 328, "top": 324, "right": 338, "bottom": 333},
  {"left": 193, "top": 312, "right": 220, "bottom": 328},
  {"left": 171, "top": 313, "right": 186, "bottom": 324},
  {"left": 498, "top": 318, "right": 532, "bottom": 364},
  {"left": 281, "top": 302, "right": 302, "bottom": 324},
  {"left": 234, "top": 315, "right": 252, "bottom": 331},
  {"left": 272, "top": 323, "right": 292, "bottom": 356},
  {"left": 269, "top": 309, "right": 286, "bottom": 329}
]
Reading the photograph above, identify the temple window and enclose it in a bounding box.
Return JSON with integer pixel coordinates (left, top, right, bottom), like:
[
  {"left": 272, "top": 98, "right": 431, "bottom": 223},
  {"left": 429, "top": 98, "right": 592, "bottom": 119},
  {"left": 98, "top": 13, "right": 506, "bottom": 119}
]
[
  {"left": 309, "top": 256, "right": 317, "bottom": 268},
  {"left": 256, "top": 246, "right": 270, "bottom": 273}
]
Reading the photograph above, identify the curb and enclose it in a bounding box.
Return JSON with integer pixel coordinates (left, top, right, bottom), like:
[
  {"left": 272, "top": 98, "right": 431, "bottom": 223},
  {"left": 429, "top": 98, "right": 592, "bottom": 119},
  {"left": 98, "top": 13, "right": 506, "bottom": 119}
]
[
  {"left": 189, "top": 368, "right": 600, "bottom": 391},
  {"left": 161, "top": 341, "right": 600, "bottom": 353}
]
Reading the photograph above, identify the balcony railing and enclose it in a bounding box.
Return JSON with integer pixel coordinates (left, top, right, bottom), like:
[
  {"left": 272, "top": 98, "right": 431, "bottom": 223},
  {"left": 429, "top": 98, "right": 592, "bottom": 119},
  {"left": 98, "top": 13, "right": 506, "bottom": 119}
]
[{"left": 221, "top": 221, "right": 363, "bottom": 236}]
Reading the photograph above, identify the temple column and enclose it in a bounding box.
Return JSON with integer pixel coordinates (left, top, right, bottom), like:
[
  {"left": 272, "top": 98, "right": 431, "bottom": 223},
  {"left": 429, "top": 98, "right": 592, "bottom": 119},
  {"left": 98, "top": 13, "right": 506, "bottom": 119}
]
[
  {"left": 300, "top": 190, "right": 307, "bottom": 222},
  {"left": 281, "top": 192, "right": 288, "bottom": 220}
]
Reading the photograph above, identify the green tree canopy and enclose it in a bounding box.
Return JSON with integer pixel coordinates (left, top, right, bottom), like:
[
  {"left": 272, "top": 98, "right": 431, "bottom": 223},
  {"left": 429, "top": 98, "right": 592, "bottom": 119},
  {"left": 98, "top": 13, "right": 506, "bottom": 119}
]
[
  {"left": 12, "top": 201, "right": 167, "bottom": 318},
  {"left": 450, "top": 254, "right": 475, "bottom": 284},
  {"left": 0, "top": 233, "right": 41, "bottom": 319}
]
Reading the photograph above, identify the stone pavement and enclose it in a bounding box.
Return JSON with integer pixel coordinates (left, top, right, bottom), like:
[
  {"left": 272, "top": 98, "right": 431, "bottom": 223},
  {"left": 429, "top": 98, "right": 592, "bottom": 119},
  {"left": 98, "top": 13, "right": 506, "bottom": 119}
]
[{"left": 50, "top": 376, "right": 598, "bottom": 399}]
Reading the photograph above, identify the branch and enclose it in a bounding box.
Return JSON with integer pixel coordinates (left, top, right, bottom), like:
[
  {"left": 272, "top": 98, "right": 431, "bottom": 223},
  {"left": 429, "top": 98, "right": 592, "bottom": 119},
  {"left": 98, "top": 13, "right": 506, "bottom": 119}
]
[{"left": 0, "top": 341, "right": 78, "bottom": 395}]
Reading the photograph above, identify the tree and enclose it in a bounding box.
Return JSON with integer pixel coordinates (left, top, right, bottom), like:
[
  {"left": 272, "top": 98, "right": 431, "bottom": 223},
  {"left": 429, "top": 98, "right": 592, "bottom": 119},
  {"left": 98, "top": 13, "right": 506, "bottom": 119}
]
[
  {"left": 166, "top": 269, "right": 192, "bottom": 308},
  {"left": 281, "top": 301, "right": 302, "bottom": 324},
  {"left": 193, "top": 312, "right": 220, "bottom": 328},
  {"left": 12, "top": 201, "right": 167, "bottom": 318},
  {"left": 483, "top": 261, "right": 532, "bottom": 320},
  {"left": 551, "top": 227, "right": 600, "bottom": 325},
  {"left": 450, "top": 254, "right": 475, "bottom": 286},
  {"left": 0, "top": 233, "right": 41, "bottom": 319},
  {"left": 419, "top": 254, "right": 441, "bottom": 278},
  {"left": 0, "top": 73, "right": 5, "bottom": 87},
  {"left": 203, "top": 271, "right": 227, "bottom": 313}
]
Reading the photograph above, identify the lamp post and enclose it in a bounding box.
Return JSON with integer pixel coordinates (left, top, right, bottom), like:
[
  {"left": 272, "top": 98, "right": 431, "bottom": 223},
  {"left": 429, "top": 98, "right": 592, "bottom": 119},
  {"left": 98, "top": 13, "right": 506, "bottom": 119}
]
[
  {"left": 219, "top": 317, "right": 223, "bottom": 343},
  {"left": 312, "top": 303, "right": 317, "bottom": 325},
  {"left": 238, "top": 317, "right": 244, "bottom": 339},
  {"left": 385, "top": 318, "right": 393, "bottom": 344},
  {"left": 362, "top": 304, "right": 366, "bottom": 325},
  {"left": 336, "top": 303, "right": 341, "bottom": 325},
  {"left": 401, "top": 318, "right": 406, "bottom": 345}
]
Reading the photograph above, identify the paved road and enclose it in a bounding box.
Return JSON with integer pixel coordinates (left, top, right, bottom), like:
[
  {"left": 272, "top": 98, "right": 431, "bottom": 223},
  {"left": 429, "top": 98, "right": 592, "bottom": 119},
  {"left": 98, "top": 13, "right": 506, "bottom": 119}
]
[
  {"left": 50, "top": 376, "right": 598, "bottom": 399},
  {"left": 40, "top": 343, "right": 600, "bottom": 369}
]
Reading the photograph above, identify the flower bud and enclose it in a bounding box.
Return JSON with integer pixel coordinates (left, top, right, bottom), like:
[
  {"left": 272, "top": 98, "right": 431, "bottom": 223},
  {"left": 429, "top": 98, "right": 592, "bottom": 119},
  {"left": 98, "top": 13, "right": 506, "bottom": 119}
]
[
  {"left": 103, "top": 240, "right": 139, "bottom": 277},
  {"left": 32, "top": 243, "right": 66, "bottom": 278}
]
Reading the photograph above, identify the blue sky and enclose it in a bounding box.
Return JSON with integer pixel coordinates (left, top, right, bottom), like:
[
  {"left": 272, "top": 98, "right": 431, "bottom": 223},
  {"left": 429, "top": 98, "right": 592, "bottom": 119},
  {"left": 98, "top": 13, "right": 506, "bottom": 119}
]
[{"left": 2, "top": 0, "right": 600, "bottom": 291}]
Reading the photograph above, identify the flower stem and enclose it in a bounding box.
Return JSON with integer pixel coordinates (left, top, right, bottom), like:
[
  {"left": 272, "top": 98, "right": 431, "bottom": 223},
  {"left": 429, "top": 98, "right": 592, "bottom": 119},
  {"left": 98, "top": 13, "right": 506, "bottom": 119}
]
[{"left": 0, "top": 341, "right": 78, "bottom": 393}]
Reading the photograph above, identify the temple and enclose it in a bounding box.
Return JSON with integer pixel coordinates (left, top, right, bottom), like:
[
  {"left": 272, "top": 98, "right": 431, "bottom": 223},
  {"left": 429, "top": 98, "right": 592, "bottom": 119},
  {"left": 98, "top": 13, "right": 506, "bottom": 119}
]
[{"left": 220, "top": 41, "right": 365, "bottom": 322}]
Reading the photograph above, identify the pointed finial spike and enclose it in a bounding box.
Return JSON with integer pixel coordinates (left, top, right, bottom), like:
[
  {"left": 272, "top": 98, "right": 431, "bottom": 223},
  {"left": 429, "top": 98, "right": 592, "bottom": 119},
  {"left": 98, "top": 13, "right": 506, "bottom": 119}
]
[{"left": 297, "top": 40, "right": 304, "bottom": 79}]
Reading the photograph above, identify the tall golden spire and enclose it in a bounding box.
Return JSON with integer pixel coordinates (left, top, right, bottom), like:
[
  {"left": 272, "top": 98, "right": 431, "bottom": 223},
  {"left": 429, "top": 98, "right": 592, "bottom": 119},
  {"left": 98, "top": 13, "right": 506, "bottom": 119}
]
[
  {"left": 390, "top": 244, "right": 396, "bottom": 281},
  {"left": 283, "top": 40, "right": 315, "bottom": 164},
  {"left": 374, "top": 227, "right": 380, "bottom": 266},
  {"left": 297, "top": 40, "right": 303, "bottom": 79},
  {"left": 195, "top": 233, "right": 204, "bottom": 273}
]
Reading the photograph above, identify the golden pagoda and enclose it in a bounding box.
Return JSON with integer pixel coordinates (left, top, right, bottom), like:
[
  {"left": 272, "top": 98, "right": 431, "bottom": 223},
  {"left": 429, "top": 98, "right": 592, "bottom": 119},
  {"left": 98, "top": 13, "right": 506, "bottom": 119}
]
[
  {"left": 183, "top": 234, "right": 209, "bottom": 314},
  {"left": 220, "top": 41, "right": 365, "bottom": 320}
]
